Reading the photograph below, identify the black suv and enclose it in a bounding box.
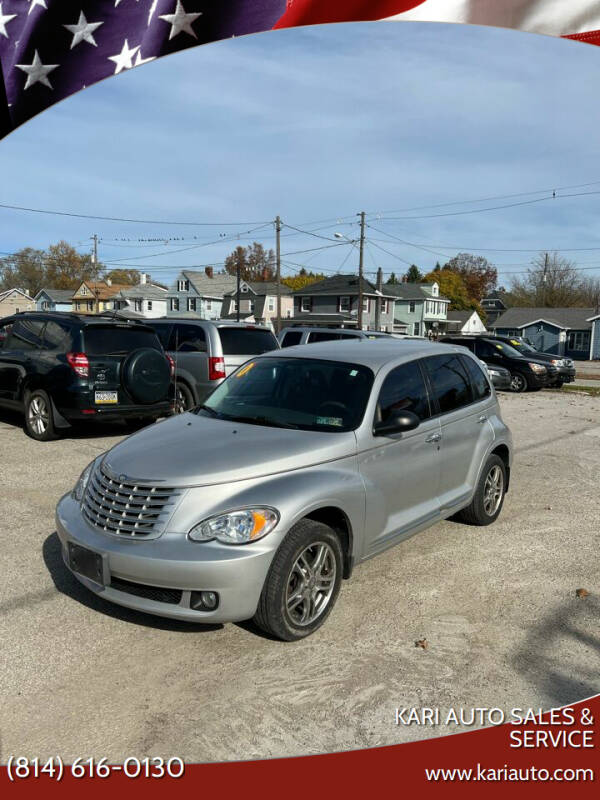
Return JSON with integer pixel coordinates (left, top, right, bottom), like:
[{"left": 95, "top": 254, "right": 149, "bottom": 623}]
[
  {"left": 0, "top": 312, "right": 173, "bottom": 440},
  {"left": 440, "top": 335, "right": 558, "bottom": 392},
  {"left": 488, "top": 335, "right": 576, "bottom": 387}
]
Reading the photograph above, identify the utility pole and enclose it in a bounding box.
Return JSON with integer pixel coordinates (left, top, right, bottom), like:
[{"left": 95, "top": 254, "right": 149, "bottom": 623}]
[
  {"left": 275, "top": 215, "right": 281, "bottom": 335},
  {"left": 236, "top": 253, "right": 241, "bottom": 323},
  {"left": 92, "top": 234, "right": 100, "bottom": 314},
  {"left": 357, "top": 211, "right": 366, "bottom": 330},
  {"left": 541, "top": 251, "right": 549, "bottom": 307}
]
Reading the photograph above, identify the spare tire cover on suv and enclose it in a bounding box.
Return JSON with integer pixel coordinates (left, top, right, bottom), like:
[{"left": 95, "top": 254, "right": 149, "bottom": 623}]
[{"left": 121, "top": 348, "right": 170, "bottom": 404}]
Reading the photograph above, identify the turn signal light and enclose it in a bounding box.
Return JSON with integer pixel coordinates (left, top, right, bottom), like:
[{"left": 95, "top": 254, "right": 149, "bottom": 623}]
[
  {"left": 66, "top": 352, "right": 89, "bottom": 377},
  {"left": 208, "top": 356, "right": 226, "bottom": 381}
]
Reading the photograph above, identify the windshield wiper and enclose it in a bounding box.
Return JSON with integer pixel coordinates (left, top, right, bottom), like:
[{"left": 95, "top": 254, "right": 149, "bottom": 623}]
[
  {"left": 196, "top": 404, "right": 222, "bottom": 418},
  {"left": 225, "top": 415, "right": 299, "bottom": 430}
]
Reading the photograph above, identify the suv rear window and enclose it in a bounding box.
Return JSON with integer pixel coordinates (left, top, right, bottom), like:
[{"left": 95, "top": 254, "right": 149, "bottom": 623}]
[
  {"left": 217, "top": 327, "right": 278, "bottom": 355},
  {"left": 281, "top": 330, "right": 303, "bottom": 348},
  {"left": 82, "top": 326, "right": 161, "bottom": 355}
]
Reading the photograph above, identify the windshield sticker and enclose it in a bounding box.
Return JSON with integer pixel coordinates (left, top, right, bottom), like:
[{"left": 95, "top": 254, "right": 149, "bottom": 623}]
[
  {"left": 495, "top": 344, "right": 503, "bottom": 350},
  {"left": 236, "top": 362, "right": 255, "bottom": 378},
  {"left": 349, "top": 369, "right": 358, "bottom": 376},
  {"left": 316, "top": 416, "right": 343, "bottom": 427},
  {"left": 510, "top": 339, "right": 520, "bottom": 346}
]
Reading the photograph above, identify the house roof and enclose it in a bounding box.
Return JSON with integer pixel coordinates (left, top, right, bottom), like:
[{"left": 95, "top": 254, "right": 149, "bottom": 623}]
[
  {"left": 113, "top": 285, "right": 169, "bottom": 300},
  {"left": 35, "top": 288, "right": 75, "bottom": 302},
  {"left": 385, "top": 282, "right": 450, "bottom": 302},
  {"left": 447, "top": 310, "right": 476, "bottom": 323},
  {"left": 491, "top": 307, "right": 595, "bottom": 331},
  {"left": 0, "top": 287, "right": 35, "bottom": 301},
  {"left": 75, "top": 281, "right": 131, "bottom": 300},
  {"left": 291, "top": 274, "right": 395, "bottom": 298},
  {"left": 182, "top": 271, "right": 237, "bottom": 297},
  {"left": 288, "top": 312, "right": 358, "bottom": 326}
]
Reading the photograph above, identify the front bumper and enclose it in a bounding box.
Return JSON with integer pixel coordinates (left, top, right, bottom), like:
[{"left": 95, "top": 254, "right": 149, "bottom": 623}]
[{"left": 55, "top": 493, "right": 276, "bottom": 623}]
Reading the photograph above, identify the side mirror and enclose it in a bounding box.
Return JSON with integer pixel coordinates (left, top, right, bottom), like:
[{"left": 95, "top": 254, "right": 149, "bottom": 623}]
[{"left": 373, "top": 409, "right": 420, "bottom": 437}]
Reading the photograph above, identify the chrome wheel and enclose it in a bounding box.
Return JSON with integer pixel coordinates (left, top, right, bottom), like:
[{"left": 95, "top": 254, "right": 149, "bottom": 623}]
[
  {"left": 27, "top": 395, "right": 49, "bottom": 435},
  {"left": 174, "top": 387, "right": 186, "bottom": 414},
  {"left": 510, "top": 373, "right": 526, "bottom": 392},
  {"left": 483, "top": 465, "right": 504, "bottom": 516},
  {"left": 285, "top": 542, "right": 337, "bottom": 627}
]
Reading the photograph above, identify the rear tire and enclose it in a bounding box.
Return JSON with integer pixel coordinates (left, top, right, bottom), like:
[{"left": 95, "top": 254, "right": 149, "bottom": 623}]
[
  {"left": 253, "top": 519, "right": 343, "bottom": 641},
  {"left": 24, "top": 390, "right": 59, "bottom": 441},
  {"left": 174, "top": 382, "right": 195, "bottom": 414},
  {"left": 455, "top": 454, "right": 507, "bottom": 526},
  {"left": 510, "top": 372, "right": 528, "bottom": 393}
]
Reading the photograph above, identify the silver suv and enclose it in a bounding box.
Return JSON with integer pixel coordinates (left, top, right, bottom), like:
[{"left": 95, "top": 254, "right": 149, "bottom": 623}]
[
  {"left": 56, "top": 340, "right": 512, "bottom": 641},
  {"left": 149, "top": 319, "right": 279, "bottom": 412}
]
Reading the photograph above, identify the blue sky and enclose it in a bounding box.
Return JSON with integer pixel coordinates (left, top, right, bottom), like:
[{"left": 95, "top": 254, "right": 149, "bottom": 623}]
[{"left": 2, "top": 20, "right": 600, "bottom": 288}]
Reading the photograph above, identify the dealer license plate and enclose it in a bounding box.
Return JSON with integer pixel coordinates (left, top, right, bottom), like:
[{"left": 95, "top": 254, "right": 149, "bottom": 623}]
[
  {"left": 95, "top": 390, "right": 118, "bottom": 404},
  {"left": 67, "top": 542, "right": 105, "bottom": 585}
]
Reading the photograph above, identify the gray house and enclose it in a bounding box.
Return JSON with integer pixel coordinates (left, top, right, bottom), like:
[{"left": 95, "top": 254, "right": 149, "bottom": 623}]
[
  {"left": 481, "top": 292, "right": 510, "bottom": 327},
  {"left": 490, "top": 307, "right": 596, "bottom": 360},
  {"left": 291, "top": 274, "right": 396, "bottom": 331},
  {"left": 34, "top": 288, "right": 73, "bottom": 312},
  {"left": 221, "top": 281, "right": 294, "bottom": 325},
  {"left": 588, "top": 313, "right": 600, "bottom": 360},
  {"left": 167, "top": 268, "right": 237, "bottom": 319},
  {"left": 385, "top": 281, "right": 450, "bottom": 336}
]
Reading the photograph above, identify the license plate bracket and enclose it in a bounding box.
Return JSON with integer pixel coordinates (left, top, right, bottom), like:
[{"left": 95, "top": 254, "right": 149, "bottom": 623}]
[{"left": 67, "top": 542, "right": 105, "bottom": 586}]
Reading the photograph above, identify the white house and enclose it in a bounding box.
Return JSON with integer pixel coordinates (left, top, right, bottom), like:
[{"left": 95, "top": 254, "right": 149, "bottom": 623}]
[
  {"left": 112, "top": 282, "right": 169, "bottom": 318},
  {"left": 446, "top": 309, "right": 487, "bottom": 334}
]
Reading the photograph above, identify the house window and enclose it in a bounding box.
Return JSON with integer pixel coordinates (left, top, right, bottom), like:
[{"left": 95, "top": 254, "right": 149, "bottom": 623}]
[
  {"left": 362, "top": 298, "right": 370, "bottom": 313},
  {"left": 381, "top": 300, "right": 389, "bottom": 315},
  {"left": 568, "top": 331, "right": 590, "bottom": 351},
  {"left": 206, "top": 299, "right": 212, "bottom": 311},
  {"left": 268, "top": 298, "right": 275, "bottom": 312},
  {"left": 187, "top": 297, "right": 197, "bottom": 312},
  {"left": 414, "top": 323, "right": 420, "bottom": 336},
  {"left": 87, "top": 301, "right": 94, "bottom": 311},
  {"left": 134, "top": 299, "right": 142, "bottom": 312},
  {"left": 231, "top": 300, "right": 237, "bottom": 312},
  {"left": 147, "top": 301, "right": 152, "bottom": 310},
  {"left": 338, "top": 296, "right": 350, "bottom": 312},
  {"left": 300, "top": 297, "right": 312, "bottom": 312},
  {"left": 409, "top": 300, "right": 415, "bottom": 313},
  {"left": 170, "top": 298, "right": 179, "bottom": 312},
  {"left": 249, "top": 300, "right": 255, "bottom": 312},
  {"left": 80, "top": 286, "right": 88, "bottom": 295},
  {"left": 42, "top": 301, "right": 50, "bottom": 310},
  {"left": 177, "top": 279, "right": 190, "bottom": 292}
]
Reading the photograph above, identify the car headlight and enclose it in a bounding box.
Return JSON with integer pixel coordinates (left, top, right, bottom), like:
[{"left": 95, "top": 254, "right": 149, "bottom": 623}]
[
  {"left": 551, "top": 358, "right": 565, "bottom": 367},
  {"left": 528, "top": 362, "right": 546, "bottom": 373},
  {"left": 71, "top": 462, "right": 93, "bottom": 502},
  {"left": 189, "top": 508, "right": 279, "bottom": 545}
]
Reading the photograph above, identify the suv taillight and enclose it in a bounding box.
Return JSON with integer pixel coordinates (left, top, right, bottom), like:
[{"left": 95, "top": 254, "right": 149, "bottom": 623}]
[
  {"left": 166, "top": 354, "right": 175, "bottom": 377},
  {"left": 208, "top": 356, "right": 226, "bottom": 381},
  {"left": 66, "top": 352, "right": 89, "bottom": 377}
]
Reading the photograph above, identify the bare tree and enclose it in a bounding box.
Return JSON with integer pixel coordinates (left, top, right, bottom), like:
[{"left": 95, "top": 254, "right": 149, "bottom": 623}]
[{"left": 508, "top": 252, "right": 584, "bottom": 307}]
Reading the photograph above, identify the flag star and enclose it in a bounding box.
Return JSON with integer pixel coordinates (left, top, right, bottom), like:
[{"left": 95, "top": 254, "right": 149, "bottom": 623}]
[
  {"left": 148, "top": 0, "right": 158, "bottom": 26},
  {"left": 27, "top": 0, "right": 47, "bottom": 15},
  {"left": 159, "top": 1, "right": 202, "bottom": 40},
  {"left": 0, "top": 3, "right": 17, "bottom": 39},
  {"left": 15, "top": 50, "right": 59, "bottom": 90},
  {"left": 108, "top": 39, "right": 140, "bottom": 74},
  {"left": 64, "top": 12, "right": 104, "bottom": 49},
  {"left": 134, "top": 50, "right": 156, "bottom": 67}
]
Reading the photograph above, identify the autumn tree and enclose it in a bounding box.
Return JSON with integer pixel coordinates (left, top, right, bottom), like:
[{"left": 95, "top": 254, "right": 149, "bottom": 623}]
[
  {"left": 282, "top": 268, "right": 326, "bottom": 291},
  {"left": 442, "top": 253, "right": 497, "bottom": 302},
  {"left": 104, "top": 268, "right": 144, "bottom": 286},
  {"left": 225, "top": 242, "right": 276, "bottom": 282},
  {"left": 0, "top": 241, "right": 98, "bottom": 296},
  {"left": 423, "top": 268, "right": 481, "bottom": 313}
]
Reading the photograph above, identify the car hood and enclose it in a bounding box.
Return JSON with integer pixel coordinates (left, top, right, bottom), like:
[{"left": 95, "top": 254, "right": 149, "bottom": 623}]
[{"left": 101, "top": 413, "right": 357, "bottom": 487}]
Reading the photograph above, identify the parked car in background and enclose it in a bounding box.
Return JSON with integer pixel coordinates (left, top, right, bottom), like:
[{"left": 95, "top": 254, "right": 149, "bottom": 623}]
[
  {"left": 480, "top": 360, "right": 512, "bottom": 391},
  {"left": 0, "top": 312, "right": 172, "bottom": 440},
  {"left": 57, "top": 340, "right": 512, "bottom": 640},
  {"left": 279, "top": 326, "right": 392, "bottom": 347},
  {"left": 489, "top": 335, "right": 576, "bottom": 387},
  {"left": 440, "top": 335, "right": 558, "bottom": 392},
  {"left": 148, "top": 319, "right": 280, "bottom": 412}
]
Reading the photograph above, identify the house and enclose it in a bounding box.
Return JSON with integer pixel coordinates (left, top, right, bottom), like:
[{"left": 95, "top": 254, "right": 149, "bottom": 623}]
[
  {"left": 112, "top": 284, "right": 169, "bottom": 319},
  {"left": 0, "top": 288, "right": 35, "bottom": 317},
  {"left": 588, "top": 313, "right": 600, "bottom": 360},
  {"left": 490, "top": 307, "right": 596, "bottom": 360},
  {"left": 290, "top": 273, "right": 396, "bottom": 331},
  {"left": 71, "top": 280, "right": 131, "bottom": 314},
  {"left": 481, "top": 292, "right": 510, "bottom": 327},
  {"left": 385, "top": 281, "right": 450, "bottom": 336},
  {"left": 221, "top": 281, "right": 293, "bottom": 324},
  {"left": 167, "top": 267, "right": 237, "bottom": 319},
  {"left": 34, "top": 288, "right": 73, "bottom": 312},
  {"left": 446, "top": 309, "right": 487, "bottom": 334}
]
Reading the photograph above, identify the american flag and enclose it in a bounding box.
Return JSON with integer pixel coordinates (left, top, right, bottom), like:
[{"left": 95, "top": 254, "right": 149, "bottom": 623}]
[{"left": 1, "top": 0, "right": 600, "bottom": 140}]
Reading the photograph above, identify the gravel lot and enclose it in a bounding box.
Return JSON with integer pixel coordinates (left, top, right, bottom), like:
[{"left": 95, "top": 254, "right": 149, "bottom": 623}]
[{"left": 1, "top": 390, "right": 598, "bottom": 762}]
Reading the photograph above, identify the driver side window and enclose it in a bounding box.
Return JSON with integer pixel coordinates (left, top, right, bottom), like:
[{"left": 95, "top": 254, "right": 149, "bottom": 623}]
[{"left": 376, "top": 361, "right": 431, "bottom": 424}]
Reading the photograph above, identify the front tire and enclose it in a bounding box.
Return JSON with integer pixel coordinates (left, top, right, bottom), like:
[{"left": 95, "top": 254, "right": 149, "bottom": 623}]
[
  {"left": 510, "top": 372, "right": 528, "bottom": 393},
  {"left": 24, "top": 390, "right": 59, "bottom": 441},
  {"left": 253, "top": 519, "right": 343, "bottom": 641},
  {"left": 455, "top": 454, "right": 507, "bottom": 526}
]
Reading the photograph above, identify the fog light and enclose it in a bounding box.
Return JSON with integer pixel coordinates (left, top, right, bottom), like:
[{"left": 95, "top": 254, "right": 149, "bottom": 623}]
[{"left": 190, "top": 591, "right": 219, "bottom": 611}]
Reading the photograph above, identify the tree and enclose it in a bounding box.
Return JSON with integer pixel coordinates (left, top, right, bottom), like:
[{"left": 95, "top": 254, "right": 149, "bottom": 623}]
[
  {"left": 0, "top": 241, "right": 98, "bottom": 296},
  {"left": 404, "top": 264, "right": 423, "bottom": 283},
  {"left": 386, "top": 272, "right": 400, "bottom": 285},
  {"left": 104, "top": 268, "right": 143, "bottom": 286},
  {"left": 282, "top": 269, "right": 326, "bottom": 291},
  {"left": 224, "top": 242, "right": 275, "bottom": 282},
  {"left": 442, "top": 253, "right": 497, "bottom": 302},
  {"left": 423, "top": 268, "right": 481, "bottom": 312},
  {"left": 507, "top": 252, "right": 583, "bottom": 307}
]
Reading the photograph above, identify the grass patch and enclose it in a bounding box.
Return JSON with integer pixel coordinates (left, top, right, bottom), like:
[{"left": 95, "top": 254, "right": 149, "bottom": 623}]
[{"left": 553, "top": 385, "right": 600, "bottom": 397}]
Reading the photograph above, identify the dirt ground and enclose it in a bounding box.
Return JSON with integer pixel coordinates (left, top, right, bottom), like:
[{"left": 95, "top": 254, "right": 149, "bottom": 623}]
[{"left": 0, "top": 390, "right": 598, "bottom": 762}]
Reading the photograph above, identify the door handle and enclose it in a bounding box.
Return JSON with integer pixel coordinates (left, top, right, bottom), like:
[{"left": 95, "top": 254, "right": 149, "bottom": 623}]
[
  {"left": 477, "top": 414, "right": 487, "bottom": 424},
  {"left": 425, "top": 432, "right": 442, "bottom": 443}
]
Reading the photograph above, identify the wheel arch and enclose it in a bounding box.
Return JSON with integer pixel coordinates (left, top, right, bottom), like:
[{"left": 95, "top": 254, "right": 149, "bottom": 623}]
[
  {"left": 490, "top": 444, "right": 510, "bottom": 493},
  {"left": 301, "top": 506, "right": 354, "bottom": 579}
]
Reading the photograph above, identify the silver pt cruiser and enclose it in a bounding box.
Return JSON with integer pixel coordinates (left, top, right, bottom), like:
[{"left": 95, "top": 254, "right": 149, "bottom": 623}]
[{"left": 56, "top": 341, "right": 512, "bottom": 640}]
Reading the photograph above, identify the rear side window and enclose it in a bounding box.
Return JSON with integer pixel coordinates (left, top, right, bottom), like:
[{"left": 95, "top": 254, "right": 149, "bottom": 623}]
[
  {"left": 280, "top": 331, "right": 303, "bottom": 348},
  {"left": 460, "top": 355, "right": 491, "bottom": 401},
  {"left": 151, "top": 324, "right": 172, "bottom": 349},
  {"left": 168, "top": 323, "right": 207, "bottom": 352},
  {"left": 423, "top": 354, "right": 472, "bottom": 414},
  {"left": 6, "top": 318, "right": 45, "bottom": 350},
  {"left": 42, "top": 321, "right": 73, "bottom": 351},
  {"left": 445, "top": 338, "right": 475, "bottom": 352},
  {"left": 376, "top": 361, "right": 431, "bottom": 423},
  {"left": 82, "top": 326, "right": 161, "bottom": 355},
  {"left": 307, "top": 331, "right": 342, "bottom": 343},
  {"left": 218, "top": 327, "right": 278, "bottom": 355}
]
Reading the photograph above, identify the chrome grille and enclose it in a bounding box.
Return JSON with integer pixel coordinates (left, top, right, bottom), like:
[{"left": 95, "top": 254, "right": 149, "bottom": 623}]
[{"left": 82, "top": 463, "right": 182, "bottom": 537}]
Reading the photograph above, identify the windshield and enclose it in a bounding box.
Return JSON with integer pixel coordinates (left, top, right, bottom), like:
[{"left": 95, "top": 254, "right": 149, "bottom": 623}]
[
  {"left": 197, "top": 356, "right": 374, "bottom": 432},
  {"left": 506, "top": 337, "right": 537, "bottom": 353}
]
